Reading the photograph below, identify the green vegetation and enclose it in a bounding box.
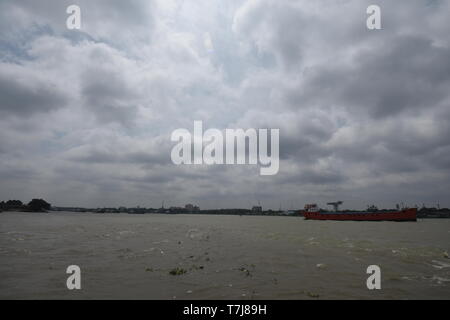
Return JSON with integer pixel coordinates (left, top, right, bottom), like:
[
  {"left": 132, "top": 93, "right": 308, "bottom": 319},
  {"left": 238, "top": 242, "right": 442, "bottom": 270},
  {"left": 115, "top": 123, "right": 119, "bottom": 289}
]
[
  {"left": 0, "top": 198, "right": 51, "bottom": 212},
  {"left": 169, "top": 267, "right": 187, "bottom": 276}
]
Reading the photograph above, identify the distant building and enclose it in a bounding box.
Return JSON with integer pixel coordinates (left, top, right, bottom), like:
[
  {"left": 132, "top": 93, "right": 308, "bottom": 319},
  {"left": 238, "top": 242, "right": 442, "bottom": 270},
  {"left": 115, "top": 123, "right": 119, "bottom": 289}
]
[
  {"left": 251, "top": 206, "right": 262, "bottom": 213},
  {"left": 168, "top": 206, "right": 185, "bottom": 213},
  {"left": 185, "top": 204, "right": 200, "bottom": 212}
]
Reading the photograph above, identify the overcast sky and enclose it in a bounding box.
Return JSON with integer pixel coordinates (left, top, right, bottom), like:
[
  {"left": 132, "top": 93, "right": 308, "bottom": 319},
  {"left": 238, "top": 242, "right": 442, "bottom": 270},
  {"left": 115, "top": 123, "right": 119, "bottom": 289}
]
[{"left": 0, "top": 0, "right": 449, "bottom": 210}]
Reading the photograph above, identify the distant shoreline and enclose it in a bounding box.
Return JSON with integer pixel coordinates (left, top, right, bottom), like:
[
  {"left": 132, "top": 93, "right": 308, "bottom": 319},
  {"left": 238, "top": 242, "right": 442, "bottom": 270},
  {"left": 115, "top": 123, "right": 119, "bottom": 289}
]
[{"left": 2, "top": 209, "right": 450, "bottom": 219}]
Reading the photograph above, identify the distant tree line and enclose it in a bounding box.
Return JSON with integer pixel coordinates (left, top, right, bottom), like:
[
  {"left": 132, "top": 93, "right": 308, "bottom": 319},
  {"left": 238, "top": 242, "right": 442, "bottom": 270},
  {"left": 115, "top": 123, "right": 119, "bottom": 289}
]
[{"left": 0, "top": 199, "right": 51, "bottom": 212}]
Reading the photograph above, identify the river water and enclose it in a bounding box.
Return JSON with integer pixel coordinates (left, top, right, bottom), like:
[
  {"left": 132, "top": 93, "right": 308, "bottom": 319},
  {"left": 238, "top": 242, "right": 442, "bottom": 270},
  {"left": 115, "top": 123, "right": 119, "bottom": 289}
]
[{"left": 0, "top": 211, "right": 449, "bottom": 299}]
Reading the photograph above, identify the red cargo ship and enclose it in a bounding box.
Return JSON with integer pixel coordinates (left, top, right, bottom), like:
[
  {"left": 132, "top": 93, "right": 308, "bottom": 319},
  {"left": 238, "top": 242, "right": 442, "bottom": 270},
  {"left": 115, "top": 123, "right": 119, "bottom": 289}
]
[{"left": 303, "top": 203, "right": 417, "bottom": 222}]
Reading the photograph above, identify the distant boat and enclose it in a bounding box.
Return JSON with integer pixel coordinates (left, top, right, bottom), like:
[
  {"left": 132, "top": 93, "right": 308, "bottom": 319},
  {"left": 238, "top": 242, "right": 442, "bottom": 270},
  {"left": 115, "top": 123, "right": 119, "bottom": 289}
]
[{"left": 303, "top": 203, "right": 417, "bottom": 222}]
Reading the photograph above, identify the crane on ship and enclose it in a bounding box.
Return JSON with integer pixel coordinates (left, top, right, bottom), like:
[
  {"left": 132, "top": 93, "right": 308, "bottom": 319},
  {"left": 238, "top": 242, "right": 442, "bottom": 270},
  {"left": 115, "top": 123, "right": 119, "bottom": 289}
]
[{"left": 327, "top": 201, "right": 343, "bottom": 212}]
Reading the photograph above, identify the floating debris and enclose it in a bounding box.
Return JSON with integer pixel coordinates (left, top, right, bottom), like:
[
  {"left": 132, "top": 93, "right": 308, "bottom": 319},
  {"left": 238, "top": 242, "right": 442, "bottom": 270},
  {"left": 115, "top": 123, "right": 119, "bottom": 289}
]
[
  {"left": 169, "top": 267, "right": 187, "bottom": 275},
  {"left": 191, "top": 264, "right": 204, "bottom": 270},
  {"left": 239, "top": 267, "right": 252, "bottom": 277},
  {"left": 236, "top": 264, "right": 256, "bottom": 277},
  {"left": 305, "top": 291, "right": 320, "bottom": 298},
  {"left": 145, "top": 267, "right": 153, "bottom": 272},
  {"left": 316, "top": 263, "right": 327, "bottom": 269}
]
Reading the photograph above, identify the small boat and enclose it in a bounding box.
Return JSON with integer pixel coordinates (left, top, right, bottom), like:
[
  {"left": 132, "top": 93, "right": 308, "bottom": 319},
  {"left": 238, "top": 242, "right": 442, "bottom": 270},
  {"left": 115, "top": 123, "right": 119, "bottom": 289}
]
[{"left": 303, "top": 202, "right": 417, "bottom": 222}]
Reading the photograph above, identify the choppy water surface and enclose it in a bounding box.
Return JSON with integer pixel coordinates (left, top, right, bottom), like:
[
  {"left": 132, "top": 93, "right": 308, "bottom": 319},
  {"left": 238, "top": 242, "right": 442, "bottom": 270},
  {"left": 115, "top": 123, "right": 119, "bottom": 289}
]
[{"left": 0, "top": 212, "right": 449, "bottom": 299}]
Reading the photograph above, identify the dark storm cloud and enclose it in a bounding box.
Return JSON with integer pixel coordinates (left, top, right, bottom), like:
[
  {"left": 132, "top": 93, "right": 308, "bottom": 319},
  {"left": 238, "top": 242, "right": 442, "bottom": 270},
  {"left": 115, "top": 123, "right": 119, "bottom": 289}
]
[
  {"left": 66, "top": 147, "right": 172, "bottom": 166},
  {"left": 79, "top": 48, "right": 141, "bottom": 126},
  {"left": 0, "top": 166, "right": 38, "bottom": 180},
  {"left": 122, "top": 172, "right": 173, "bottom": 184},
  {"left": 277, "top": 169, "right": 348, "bottom": 185},
  {"left": 283, "top": 34, "right": 450, "bottom": 119},
  {"left": 341, "top": 35, "right": 450, "bottom": 118},
  {"left": 0, "top": 65, "right": 67, "bottom": 117}
]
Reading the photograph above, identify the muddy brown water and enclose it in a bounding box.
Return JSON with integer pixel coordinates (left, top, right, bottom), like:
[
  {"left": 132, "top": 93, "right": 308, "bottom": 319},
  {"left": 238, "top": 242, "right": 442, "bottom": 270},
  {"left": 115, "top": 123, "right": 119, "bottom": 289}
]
[{"left": 0, "top": 211, "right": 449, "bottom": 299}]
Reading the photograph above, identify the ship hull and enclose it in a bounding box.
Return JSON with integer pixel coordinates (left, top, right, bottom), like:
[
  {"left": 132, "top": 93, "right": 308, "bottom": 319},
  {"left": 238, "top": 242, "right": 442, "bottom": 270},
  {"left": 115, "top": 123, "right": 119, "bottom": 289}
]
[{"left": 304, "top": 208, "right": 417, "bottom": 221}]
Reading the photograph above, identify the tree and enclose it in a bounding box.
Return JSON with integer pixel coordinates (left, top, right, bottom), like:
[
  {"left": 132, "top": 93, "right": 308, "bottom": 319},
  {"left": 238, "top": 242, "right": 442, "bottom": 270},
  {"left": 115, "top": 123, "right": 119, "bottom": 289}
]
[
  {"left": 6, "top": 200, "right": 23, "bottom": 207},
  {"left": 27, "top": 199, "right": 51, "bottom": 212}
]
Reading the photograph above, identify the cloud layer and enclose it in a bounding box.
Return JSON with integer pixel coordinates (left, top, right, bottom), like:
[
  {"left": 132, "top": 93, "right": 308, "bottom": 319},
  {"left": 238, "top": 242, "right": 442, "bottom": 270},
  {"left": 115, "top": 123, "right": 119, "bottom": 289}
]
[{"left": 1, "top": 0, "right": 449, "bottom": 209}]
